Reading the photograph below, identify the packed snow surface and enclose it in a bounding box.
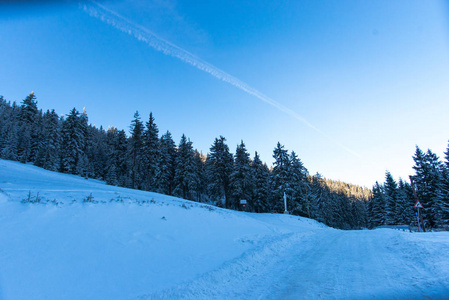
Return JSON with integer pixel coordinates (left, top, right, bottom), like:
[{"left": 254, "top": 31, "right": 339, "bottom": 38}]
[{"left": 1, "top": 159, "right": 448, "bottom": 299}]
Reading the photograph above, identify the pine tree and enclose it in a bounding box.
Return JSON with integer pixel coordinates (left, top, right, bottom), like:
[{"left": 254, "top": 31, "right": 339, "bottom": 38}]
[
  {"left": 251, "top": 152, "right": 270, "bottom": 213},
  {"left": 77, "top": 108, "right": 90, "bottom": 177},
  {"left": 0, "top": 96, "right": 13, "bottom": 155},
  {"left": 369, "top": 182, "right": 385, "bottom": 227},
  {"left": 229, "top": 140, "right": 252, "bottom": 210},
  {"left": 105, "top": 127, "right": 128, "bottom": 186},
  {"left": 287, "top": 151, "right": 308, "bottom": 216},
  {"left": 60, "top": 108, "right": 86, "bottom": 174},
  {"left": 142, "top": 112, "right": 160, "bottom": 191},
  {"left": 0, "top": 97, "right": 20, "bottom": 160},
  {"left": 425, "top": 150, "right": 447, "bottom": 227},
  {"left": 106, "top": 164, "right": 119, "bottom": 186},
  {"left": 85, "top": 125, "right": 110, "bottom": 179},
  {"left": 308, "top": 174, "right": 326, "bottom": 223},
  {"left": 384, "top": 171, "right": 398, "bottom": 225},
  {"left": 128, "top": 111, "right": 144, "bottom": 189},
  {"left": 17, "top": 92, "right": 39, "bottom": 163},
  {"left": 19, "top": 92, "right": 38, "bottom": 124},
  {"left": 412, "top": 147, "right": 446, "bottom": 227},
  {"left": 116, "top": 129, "right": 128, "bottom": 185},
  {"left": 396, "top": 179, "right": 414, "bottom": 225},
  {"left": 192, "top": 150, "right": 207, "bottom": 202},
  {"left": 34, "top": 109, "right": 61, "bottom": 171},
  {"left": 173, "top": 134, "right": 197, "bottom": 200},
  {"left": 156, "top": 131, "right": 176, "bottom": 195},
  {"left": 270, "top": 142, "right": 290, "bottom": 212},
  {"left": 351, "top": 199, "right": 368, "bottom": 229},
  {"left": 205, "top": 136, "right": 233, "bottom": 208},
  {"left": 1, "top": 125, "right": 19, "bottom": 161},
  {"left": 412, "top": 146, "right": 430, "bottom": 223}
]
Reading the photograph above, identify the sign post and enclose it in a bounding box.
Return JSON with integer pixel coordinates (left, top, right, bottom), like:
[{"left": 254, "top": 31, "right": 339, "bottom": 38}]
[
  {"left": 239, "top": 199, "right": 247, "bottom": 211},
  {"left": 283, "top": 192, "right": 289, "bottom": 214},
  {"left": 409, "top": 176, "right": 426, "bottom": 232},
  {"left": 414, "top": 200, "right": 424, "bottom": 232}
]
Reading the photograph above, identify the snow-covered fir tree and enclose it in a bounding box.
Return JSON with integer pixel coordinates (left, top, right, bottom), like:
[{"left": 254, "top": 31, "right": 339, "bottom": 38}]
[
  {"left": 105, "top": 127, "right": 128, "bottom": 186},
  {"left": 287, "top": 151, "right": 308, "bottom": 216},
  {"left": 142, "top": 112, "right": 160, "bottom": 191},
  {"left": 412, "top": 147, "right": 446, "bottom": 227},
  {"left": 395, "top": 179, "right": 414, "bottom": 225},
  {"left": 34, "top": 109, "right": 61, "bottom": 171},
  {"left": 383, "top": 171, "right": 398, "bottom": 225},
  {"left": 156, "top": 131, "right": 177, "bottom": 195},
  {"left": 192, "top": 150, "right": 207, "bottom": 202},
  {"left": 173, "top": 134, "right": 197, "bottom": 200},
  {"left": 17, "top": 92, "right": 40, "bottom": 163},
  {"left": 369, "top": 182, "right": 385, "bottom": 228},
  {"left": 84, "top": 124, "right": 108, "bottom": 179},
  {"left": 0, "top": 98, "right": 20, "bottom": 161},
  {"left": 229, "top": 140, "right": 253, "bottom": 210},
  {"left": 205, "top": 136, "right": 233, "bottom": 208},
  {"left": 270, "top": 142, "right": 290, "bottom": 212},
  {"left": 60, "top": 108, "right": 86, "bottom": 175},
  {"left": 128, "top": 111, "right": 144, "bottom": 189},
  {"left": 308, "top": 173, "right": 326, "bottom": 224},
  {"left": 251, "top": 152, "right": 270, "bottom": 213}
]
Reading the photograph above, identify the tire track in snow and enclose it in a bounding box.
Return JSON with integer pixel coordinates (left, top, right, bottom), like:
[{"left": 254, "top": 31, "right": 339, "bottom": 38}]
[
  {"left": 136, "top": 231, "right": 318, "bottom": 299},
  {"left": 259, "top": 230, "right": 449, "bottom": 299},
  {"left": 141, "top": 229, "right": 449, "bottom": 300}
]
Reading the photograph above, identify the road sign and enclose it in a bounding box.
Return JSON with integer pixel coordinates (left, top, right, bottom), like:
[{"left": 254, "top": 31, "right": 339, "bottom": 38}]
[
  {"left": 240, "top": 200, "right": 247, "bottom": 210},
  {"left": 414, "top": 201, "right": 424, "bottom": 209}
]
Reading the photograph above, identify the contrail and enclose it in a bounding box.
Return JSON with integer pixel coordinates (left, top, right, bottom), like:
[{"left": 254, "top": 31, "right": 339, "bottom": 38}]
[{"left": 82, "top": 1, "right": 360, "bottom": 158}]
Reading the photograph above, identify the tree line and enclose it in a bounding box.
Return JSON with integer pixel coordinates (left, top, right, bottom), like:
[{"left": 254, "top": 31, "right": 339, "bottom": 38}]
[
  {"left": 0, "top": 92, "right": 372, "bottom": 229},
  {"left": 2, "top": 93, "right": 448, "bottom": 230},
  {"left": 368, "top": 146, "right": 449, "bottom": 229}
]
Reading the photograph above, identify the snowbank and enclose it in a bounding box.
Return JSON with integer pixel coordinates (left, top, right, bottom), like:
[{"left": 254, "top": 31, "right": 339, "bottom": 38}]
[{"left": 0, "top": 160, "right": 322, "bottom": 299}]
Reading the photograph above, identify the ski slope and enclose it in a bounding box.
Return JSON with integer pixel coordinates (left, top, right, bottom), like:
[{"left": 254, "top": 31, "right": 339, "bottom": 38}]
[{"left": 1, "top": 159, "right": 448, "bottom": 299}]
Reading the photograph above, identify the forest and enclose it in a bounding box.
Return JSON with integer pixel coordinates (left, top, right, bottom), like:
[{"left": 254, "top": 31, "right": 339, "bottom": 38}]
[
  {"left": 369, "top": 147, "right": 449, "bottom": 230},
  {"left": 1, "top": 92, "right": 448, "bottom": 229}
]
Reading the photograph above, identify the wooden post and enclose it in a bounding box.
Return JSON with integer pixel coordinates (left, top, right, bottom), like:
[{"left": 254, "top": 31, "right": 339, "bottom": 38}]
[{"left": 416, "top": 211, "right": 421, "bottom": 232}]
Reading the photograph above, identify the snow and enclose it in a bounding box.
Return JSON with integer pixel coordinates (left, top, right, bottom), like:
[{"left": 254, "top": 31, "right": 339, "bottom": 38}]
[{"left": 1, "top": 159, "right": 449, "bottom": 299}]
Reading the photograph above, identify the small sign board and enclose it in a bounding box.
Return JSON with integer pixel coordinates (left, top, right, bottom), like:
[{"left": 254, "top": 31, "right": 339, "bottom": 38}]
[
  {"left": 240, "top": 200, "right": 247, "bottom": 205},
  {"left": 414, "top": 201, "right": 424, "bottom": 209}
]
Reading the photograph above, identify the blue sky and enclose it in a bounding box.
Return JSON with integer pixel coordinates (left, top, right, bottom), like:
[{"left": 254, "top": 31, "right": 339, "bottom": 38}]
[{"left": 1, "top": 0, "right": 449, "bottom": 187}]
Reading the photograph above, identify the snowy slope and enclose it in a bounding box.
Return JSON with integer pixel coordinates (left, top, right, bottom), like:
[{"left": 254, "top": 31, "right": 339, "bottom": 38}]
[
  {"left": 0, "top": 160, "right": 322, "bottom": 299},
  {"left": 1, "top": 159, "right": 449, "bottom": 300}
]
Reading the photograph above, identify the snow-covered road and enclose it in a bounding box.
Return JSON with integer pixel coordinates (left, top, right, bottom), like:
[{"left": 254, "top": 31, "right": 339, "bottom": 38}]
[
  {"left": 153, "top": 228, "right": 449, "bottom": 299},
  {"left": 256, "top": 230, "right": 449, "bottom": 299}
]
